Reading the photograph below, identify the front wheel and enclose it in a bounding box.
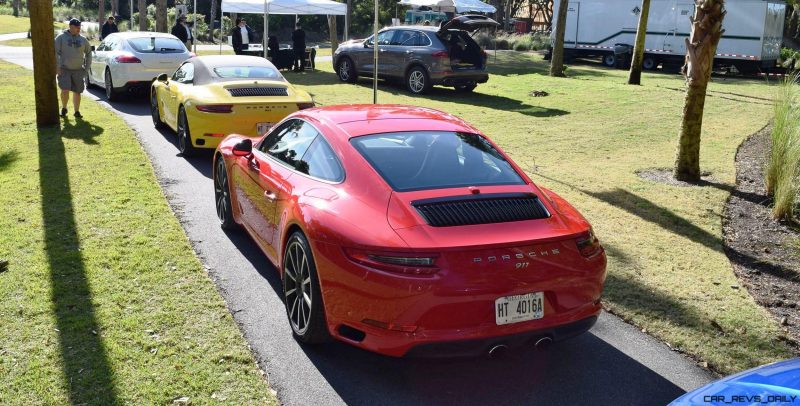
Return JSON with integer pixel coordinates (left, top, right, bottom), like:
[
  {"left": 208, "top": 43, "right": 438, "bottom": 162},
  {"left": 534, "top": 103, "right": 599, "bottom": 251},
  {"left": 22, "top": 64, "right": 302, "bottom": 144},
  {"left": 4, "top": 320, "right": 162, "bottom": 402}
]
[
  {"left": 105, "top": 69, "right": 119, "bottom": 101},
  {"left": 176, "top": 107, "right": 198, "bottom": 157},
  {"left": 406, "top": 66, "right": 431, "bottom": 95},
  {"left": 214, "top": 156, "right": 238, "bottom": 230},
  {"left": 336, "top": 57, "right": 357, "bottom": 83},
  {"left": 283, "top": 231, "right": 329, "bottom": 344}
]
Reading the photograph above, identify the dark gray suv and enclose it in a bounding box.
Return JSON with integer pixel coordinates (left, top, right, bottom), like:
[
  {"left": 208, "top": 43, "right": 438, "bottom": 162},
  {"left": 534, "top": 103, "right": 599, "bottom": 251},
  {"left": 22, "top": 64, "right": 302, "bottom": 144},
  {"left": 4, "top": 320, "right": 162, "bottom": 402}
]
[{"left": 333, "top": 15, "right": 499, "bottom": 95}]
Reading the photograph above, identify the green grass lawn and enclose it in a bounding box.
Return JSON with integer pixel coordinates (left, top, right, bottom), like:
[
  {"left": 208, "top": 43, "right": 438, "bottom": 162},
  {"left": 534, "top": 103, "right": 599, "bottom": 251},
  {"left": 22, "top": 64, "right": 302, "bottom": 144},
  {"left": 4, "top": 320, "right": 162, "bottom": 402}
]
[
  {"left": 0, "top": 61, "right": 276, "bottom": 405},
  {"left": 0, "top": 15, "right": 30, "bottom": 34},
  {"left": 291, "top": 53, "right": 796, "bottom": 374}
]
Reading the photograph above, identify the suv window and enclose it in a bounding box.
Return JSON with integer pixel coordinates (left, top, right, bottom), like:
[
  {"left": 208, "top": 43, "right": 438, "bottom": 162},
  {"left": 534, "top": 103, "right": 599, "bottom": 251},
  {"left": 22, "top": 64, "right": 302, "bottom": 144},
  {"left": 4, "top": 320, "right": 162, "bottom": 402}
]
[
  {"left": 366, "top": 30, "right": 396, "bottom": 46},
  {"left": 402, "top": 31, "right": 431, "bottom": 47},
  {"left": 258, "top": 119, "right": 317, "bottom": 169}
]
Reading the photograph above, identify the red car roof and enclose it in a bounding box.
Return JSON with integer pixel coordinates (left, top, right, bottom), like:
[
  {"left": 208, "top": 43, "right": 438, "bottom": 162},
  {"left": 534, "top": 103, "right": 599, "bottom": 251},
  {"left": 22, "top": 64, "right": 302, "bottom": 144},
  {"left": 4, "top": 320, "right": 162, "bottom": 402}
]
[{"left": 301, "top": 104, "right": 480, "bottom": 138}]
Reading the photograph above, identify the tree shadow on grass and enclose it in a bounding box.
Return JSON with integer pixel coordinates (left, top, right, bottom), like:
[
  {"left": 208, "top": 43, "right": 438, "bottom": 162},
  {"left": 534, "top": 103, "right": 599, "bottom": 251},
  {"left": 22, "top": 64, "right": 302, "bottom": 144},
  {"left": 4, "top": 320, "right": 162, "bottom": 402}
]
[
  {"left": 0, "top": 149, "right": 19, "bottom": 172},
  {"left": 60, "top": 117, "right": 104, "bottom": 145},
  {"left": 37, "top": 126, "right": 118, "bottom": 404}
]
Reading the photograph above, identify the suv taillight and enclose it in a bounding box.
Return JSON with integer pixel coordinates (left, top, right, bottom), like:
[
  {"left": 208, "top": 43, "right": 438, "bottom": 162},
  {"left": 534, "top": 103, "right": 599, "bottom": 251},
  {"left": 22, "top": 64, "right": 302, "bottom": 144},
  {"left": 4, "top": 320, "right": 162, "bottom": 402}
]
[{"left": 432, "top": 50, "right": 449, "bottom": 58}]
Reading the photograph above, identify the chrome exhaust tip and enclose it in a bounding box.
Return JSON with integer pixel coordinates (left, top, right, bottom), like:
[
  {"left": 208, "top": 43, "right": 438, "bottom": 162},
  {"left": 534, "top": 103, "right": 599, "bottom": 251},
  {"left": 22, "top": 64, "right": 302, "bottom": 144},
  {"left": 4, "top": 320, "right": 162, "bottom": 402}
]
[
  {"left": 534, "top": 336, "right": 553, "bottom": 350},
  {"left": 488, "top": 344, "right": 509, "bottom": 358}
]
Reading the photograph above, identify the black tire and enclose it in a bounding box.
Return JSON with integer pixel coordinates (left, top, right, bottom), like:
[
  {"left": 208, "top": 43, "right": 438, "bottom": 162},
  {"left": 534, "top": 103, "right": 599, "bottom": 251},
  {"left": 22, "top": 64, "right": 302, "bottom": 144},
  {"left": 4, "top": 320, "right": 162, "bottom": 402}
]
[
  {"left": 214, "top": 156, "right": 238, "bottom": 230},
  {"left": 642, "top": 56, "right": 658, "bottom": 71},
  {"left": 406, "top": 66, "right": 431, "bottom": 95},
  {"left": 336, "top": 57, "right": 357, "bottom": 83},
  {"left": 177, "top": 106, "right": 198, "bottom": 157},
  {"left": 150, "top": 88, "right": 165, "bottom": 129},
  {"left": 601, "top": 53, "right": 616, "bottom": 68},
  {"left": 455, "top": 83, "right": 477, "bottom": 93},
  {"left": 283, "top": 231, "right": 329, "bottom": 344},
  {"left": 104, "top": 69, "right": 119, "bottom": 101}
]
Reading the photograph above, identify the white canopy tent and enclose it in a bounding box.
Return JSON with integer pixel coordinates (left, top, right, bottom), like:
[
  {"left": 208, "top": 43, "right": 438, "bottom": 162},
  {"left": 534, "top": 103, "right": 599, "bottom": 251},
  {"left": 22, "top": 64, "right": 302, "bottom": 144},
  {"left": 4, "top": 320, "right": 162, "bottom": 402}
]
[
  {"left": 221, "top": 0, "right": 347, "bottom": 56},
  {"left": 397, "top": 0, "right": 496, "bottom": 14}
]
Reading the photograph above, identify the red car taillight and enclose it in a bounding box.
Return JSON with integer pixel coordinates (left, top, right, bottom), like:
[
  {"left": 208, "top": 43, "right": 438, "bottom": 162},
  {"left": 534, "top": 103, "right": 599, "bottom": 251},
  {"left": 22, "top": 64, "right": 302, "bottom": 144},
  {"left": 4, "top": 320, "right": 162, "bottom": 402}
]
[
  {"left": 196, "top": 104, "right": 234, "bottom": 113},
  {"left": 297, "top": 102, "right": 315, "bottom": 110},
  {"left": 576, "top": 229, "right": 602, "bottom": 258},
  {"left": 432, "top": 50, "right": 449, "bottom": 58},
  {"left": 344, "top": 248, "right": 440, "bottom": 276},
  {"left": 115, "top": 53, "right": 141, "bottom": 63}
]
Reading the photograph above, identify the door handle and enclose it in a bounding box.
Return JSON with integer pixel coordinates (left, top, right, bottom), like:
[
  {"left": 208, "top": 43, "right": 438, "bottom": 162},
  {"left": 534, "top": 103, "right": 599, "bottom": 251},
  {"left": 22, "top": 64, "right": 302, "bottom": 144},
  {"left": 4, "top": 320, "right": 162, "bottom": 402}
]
[
  {"left": 248, "top": 159, "right": 259, "bottom": 171},
  {"left": 264, "top": 191, "right": 276, "bottom": 201}
]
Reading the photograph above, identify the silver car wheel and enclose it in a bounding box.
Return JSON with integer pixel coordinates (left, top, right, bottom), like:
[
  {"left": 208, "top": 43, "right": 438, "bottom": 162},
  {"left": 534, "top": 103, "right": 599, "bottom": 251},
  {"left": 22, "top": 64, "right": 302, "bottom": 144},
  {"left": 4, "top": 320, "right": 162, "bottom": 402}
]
[
  {"left": 284, "top": 240, "right": 312, "bottom": 335},
  {"left": 409, "top": 70, "right": 425, "bottom": 93},
  {"left": 339, "top": 60, "right": 350, "bottom": 81}
]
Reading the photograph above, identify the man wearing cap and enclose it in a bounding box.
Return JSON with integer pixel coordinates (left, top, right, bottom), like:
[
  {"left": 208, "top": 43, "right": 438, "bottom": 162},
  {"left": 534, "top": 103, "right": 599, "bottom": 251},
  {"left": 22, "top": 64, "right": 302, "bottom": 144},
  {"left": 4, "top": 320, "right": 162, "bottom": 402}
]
[
  {"left": 171, "top": 15, "right": 194, "bottom": 51},
  {"left": 54, "top": 19, "right": 92, "bottom": 118},
  {"left": 100, "top": 16, "right": 118, "bottom": 40}
]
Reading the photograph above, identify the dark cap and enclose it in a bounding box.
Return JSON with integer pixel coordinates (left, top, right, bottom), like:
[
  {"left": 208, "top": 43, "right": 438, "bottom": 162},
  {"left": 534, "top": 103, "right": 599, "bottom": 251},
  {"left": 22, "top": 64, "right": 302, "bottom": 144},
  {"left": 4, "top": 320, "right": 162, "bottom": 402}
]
[
  {"left": 69, "top": 18, "right": 81, "bottom": 26},
  {"left": 178, "top": 14, "right": 187, "bottom": 20}
]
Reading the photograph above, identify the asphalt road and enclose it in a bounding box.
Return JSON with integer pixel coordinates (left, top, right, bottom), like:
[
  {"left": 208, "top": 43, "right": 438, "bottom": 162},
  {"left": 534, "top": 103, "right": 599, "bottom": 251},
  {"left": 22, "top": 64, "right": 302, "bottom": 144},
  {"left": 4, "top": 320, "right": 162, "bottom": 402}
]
[{"left": 3, "top": 46, "right": 714, "bottom": 405}]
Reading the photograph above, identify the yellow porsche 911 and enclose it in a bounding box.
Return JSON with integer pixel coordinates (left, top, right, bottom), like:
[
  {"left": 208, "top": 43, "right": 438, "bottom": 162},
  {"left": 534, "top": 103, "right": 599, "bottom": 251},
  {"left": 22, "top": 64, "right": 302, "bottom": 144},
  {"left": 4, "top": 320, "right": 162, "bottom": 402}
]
[{"left": 150, "top": 55, "right": 314, "bottom": 156}]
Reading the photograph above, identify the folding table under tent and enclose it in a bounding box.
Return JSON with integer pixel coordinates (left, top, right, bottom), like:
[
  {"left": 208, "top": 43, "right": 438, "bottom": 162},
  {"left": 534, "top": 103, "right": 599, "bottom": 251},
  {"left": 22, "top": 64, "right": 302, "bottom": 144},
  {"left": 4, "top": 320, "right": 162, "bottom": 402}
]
[{"left": 220, "top": 0, "right": 347, "bottom": 58}]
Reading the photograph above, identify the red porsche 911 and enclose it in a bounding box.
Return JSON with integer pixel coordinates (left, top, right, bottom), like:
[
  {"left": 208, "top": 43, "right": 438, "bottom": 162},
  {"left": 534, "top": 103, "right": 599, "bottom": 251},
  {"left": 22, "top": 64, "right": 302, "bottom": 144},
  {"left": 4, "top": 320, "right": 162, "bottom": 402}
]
[{"left": 213, "top": 105, "right": 606, "bottom": 357}]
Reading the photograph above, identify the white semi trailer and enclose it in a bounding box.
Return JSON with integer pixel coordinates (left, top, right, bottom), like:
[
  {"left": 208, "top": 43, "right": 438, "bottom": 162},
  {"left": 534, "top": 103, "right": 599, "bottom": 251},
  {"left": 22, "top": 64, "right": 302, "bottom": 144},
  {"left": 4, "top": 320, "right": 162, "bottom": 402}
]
[{"left": 550, "top": 0, "right": 786, "bottom": 73}]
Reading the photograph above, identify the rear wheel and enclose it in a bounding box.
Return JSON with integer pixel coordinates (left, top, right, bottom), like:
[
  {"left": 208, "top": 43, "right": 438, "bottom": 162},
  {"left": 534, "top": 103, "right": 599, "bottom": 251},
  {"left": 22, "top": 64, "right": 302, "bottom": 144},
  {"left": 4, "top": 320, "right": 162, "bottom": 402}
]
[
  {"left": 406, "top": 66, "right": 431, "bottom": 95},
  {"left": 642, "top": 56, "right": 658, "bottom": 71},
  {"left": 177, "top": 107, "right": 198, "bottom": 157},
  {"left": 283, "top": 231, "right": 329, "bottom": 344},
  {"left": 336, "top": 57, "right": 357, "bottom": 83},
  {"left": 104, "top": 69, "right": 119, "bottom": 101},
  {"left": 601, "top": 53, "right": 616, "bottom": 68},
  {"left": 150, "top": 89, "right": 165, "bottom": 129},
  {"left": 214, "top": 156, "right": 237, "bottom": 230}
]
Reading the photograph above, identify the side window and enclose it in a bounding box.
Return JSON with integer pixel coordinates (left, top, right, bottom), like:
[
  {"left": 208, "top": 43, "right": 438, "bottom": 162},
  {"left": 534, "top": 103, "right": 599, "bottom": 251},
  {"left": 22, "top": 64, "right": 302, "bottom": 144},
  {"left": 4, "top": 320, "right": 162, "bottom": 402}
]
[
  {"left": 258, "top": 119, "right": 318, "bottom": 169},
  {"left": 402, "top": 31, "right": 430, "bottom": 47},
  {"left": 172, "top": 63, "right": 194, "bottom": 83},
  {"left": 297, "top": 136, "right": 344, "bottom": 182},
  {"left": 367, "top": 30, "right": 395, "bottom": 46},
  {"left": 393, "top": 30, "right": 412, "bottom": 46}
]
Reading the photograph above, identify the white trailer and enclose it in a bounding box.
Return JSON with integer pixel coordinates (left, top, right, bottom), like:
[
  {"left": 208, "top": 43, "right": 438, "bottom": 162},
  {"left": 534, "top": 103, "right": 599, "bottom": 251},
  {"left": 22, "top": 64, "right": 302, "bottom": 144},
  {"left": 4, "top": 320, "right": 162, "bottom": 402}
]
[{"left": 550, "top": 0, "right": 786, "bottom": 73}]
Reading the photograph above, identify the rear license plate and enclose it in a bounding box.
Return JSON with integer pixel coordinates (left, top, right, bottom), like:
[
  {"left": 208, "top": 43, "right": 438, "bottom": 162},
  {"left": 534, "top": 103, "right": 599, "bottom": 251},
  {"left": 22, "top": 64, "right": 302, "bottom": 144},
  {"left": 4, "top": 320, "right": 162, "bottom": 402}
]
[
  {"left": 495, "top": 292, "right": 544, "bottom": 325},
  {"left": 257, "top": 122, "right": 274, "bottom": 135}
]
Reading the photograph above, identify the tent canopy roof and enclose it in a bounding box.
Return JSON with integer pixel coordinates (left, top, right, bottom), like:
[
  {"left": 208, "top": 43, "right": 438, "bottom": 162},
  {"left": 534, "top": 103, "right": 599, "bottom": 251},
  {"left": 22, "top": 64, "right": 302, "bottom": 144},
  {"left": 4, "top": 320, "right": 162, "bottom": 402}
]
[
  {"left": 398, "top": 0, "right": 496, "bottom": 14},
  {"left": 221, "top": 0, "right": 346, "bottom": 15}
]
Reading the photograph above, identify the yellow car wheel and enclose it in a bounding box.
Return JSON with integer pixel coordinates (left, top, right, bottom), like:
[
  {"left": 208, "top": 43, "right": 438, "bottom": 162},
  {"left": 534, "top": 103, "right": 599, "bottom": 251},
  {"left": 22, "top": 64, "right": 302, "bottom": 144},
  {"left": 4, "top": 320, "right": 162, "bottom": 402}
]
[{"left": 177, "top": 106, "right": 198, "bottom": 157}]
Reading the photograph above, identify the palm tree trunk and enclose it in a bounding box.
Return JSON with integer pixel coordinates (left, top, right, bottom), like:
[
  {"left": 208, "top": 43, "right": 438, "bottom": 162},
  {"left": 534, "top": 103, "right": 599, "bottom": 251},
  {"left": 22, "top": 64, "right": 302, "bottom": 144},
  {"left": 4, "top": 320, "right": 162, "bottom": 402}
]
[
  {"left": 674, "top": 0, "right": 726, "bottom": 181},
  {"left": 156, "top": 0, "right": 167, "bottom": 32},
  {"left": 628, "top": 0, "right": 651, "bottom": 85},
  {"left": 29, "top": 0, "right": 59, "bottom": 127},
  {"left": 208, "top": 0, "right": 217, "bottom": 41},
  {"left": 110, "top": 0, "right": 119, "bottom": 18},
  {"left": 328, "top": 15, "right": 338, "bottom": 51},
  {"left": 99, "top": 0, "right": 105, "bottom": 25},
  {"left": 138, "top": 0, "right": 146, "bottom": 31},
  {"left": 550, "top": 0, "right": 569, "bottom": 77}
]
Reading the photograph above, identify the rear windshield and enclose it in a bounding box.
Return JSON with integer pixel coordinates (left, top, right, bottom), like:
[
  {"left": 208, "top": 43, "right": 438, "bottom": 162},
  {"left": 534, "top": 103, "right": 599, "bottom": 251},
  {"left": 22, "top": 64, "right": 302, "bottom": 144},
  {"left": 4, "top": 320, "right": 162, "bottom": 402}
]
[
  {"left": 213, "top": 66, "right": 283, "bottom": 80},
  {"left": 351, "top": 131, "right": 525, "bottom": 192},
  {"left": 128, "top": 37, "right": 186, "bottom": 53}
]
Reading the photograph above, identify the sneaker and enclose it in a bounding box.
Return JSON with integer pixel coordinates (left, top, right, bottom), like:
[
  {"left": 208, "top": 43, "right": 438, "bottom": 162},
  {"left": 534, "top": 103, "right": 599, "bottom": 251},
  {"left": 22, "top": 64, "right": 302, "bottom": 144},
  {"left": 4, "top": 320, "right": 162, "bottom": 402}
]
[
  {"left": 74, "top": 111, "right": 83, "bottom": 119},
  {"left": 60, "top": 108, "right": 67, "bottom": 117}
]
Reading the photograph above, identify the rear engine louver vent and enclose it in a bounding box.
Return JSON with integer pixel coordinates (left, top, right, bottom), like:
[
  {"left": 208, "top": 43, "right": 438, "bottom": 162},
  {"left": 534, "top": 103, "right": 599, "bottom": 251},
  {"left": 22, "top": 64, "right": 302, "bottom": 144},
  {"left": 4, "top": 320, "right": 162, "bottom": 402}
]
[
  {"left": 227, "top": 87, "right": 288, "bottom": 97},
  {"left": 412, "top": 193, "right": 550, "bottom": 227}
]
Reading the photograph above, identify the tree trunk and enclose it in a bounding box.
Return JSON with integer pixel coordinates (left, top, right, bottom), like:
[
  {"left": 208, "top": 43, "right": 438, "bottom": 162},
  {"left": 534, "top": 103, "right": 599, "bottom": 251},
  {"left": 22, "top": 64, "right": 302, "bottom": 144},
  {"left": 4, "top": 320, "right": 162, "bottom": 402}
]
[
  {"left": 791, "top": 5, "right": 800, "bottom": 39},
  {"left": 156, "top": 0, "right": 167, "bottom": 32},
  {"left": 328, "top": 15, "right": 338, "bottom": 51},
  {"left": 99, "top": 0, "right": 105, "bottom": 24},
  {"left": 550, "top": 0, "right": 569, "bottom": 77},
  {"left": 674, "top": 0, "right": 726, "bottom": 182},
  {"left": 12, "top": 0, "right": 20, "bottom": 17},
  {"left": 138, "top": 0, "right": 147, "bottom": 31},
  {"left": 110, "top": 0, "right": 119, "bottom": 18},
  {"left": 208, "top": 0, "right": 216, "bottom": 41},
  {"left": 345, "top": 0, "right": 351, "bottom": 39},
  {"left": 628, "top": 0, "right": 651, "bottom": 85},
  {"left": 29, "top": 0, "right": 59, "bottom": 127}
]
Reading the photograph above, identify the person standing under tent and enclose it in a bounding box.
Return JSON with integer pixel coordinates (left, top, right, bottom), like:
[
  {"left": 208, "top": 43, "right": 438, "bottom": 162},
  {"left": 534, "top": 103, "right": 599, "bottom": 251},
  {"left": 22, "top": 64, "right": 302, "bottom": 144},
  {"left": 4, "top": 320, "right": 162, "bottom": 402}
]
[
  {"left": 291, "top": 23, "right": 306, "bottom": 72},
  {"left": 231, "top": 18, "right": 257, "bottom": 55}
]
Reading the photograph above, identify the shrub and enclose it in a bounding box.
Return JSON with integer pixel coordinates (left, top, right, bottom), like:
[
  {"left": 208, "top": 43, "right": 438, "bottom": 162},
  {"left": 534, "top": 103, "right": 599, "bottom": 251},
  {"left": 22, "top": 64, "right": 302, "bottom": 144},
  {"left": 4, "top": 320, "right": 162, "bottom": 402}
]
[
  {"left": 766, "top": 74, "right": 800, "bottom": 221},
  {"left": 495, "top": 38, "right": 509, "bottom": 50}
]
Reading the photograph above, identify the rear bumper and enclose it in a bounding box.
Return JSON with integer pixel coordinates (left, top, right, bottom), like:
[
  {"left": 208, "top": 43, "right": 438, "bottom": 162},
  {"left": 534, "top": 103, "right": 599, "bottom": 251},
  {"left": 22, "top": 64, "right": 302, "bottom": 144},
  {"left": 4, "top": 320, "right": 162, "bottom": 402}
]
[
  {"left": 187, "top": 106, "right": 298, "bottom": 149},
  {"left": 312, "top": 240, "right": 606, "bottom": 357}
]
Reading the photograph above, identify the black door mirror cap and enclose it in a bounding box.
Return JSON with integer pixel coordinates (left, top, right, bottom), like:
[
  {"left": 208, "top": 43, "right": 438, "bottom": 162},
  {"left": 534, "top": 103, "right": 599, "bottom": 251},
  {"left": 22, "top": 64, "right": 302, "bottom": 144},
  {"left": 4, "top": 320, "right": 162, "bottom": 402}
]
[
  {"left": 156, "top": 73, "right": 169, "bottom": 82},
  {"left": 232, "top": 138, "right": 253, "bottom": 157}
]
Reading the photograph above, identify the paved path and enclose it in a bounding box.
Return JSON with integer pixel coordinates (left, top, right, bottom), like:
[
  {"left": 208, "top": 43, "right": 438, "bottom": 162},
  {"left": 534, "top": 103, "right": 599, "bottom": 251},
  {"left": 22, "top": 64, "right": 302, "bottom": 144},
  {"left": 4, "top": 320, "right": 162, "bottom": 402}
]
[
  {"left": 1, "top": 49, "right": 714, "bottom": 406},
  {"left": 0, "top": 32, "right": 28, "bottom": 42}
]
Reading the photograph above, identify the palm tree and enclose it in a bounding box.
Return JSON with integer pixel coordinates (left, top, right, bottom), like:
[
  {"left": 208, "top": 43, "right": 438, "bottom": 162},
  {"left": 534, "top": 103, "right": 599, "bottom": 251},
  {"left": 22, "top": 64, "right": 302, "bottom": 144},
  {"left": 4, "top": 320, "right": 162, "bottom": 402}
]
[
  {"left": 156, "top": 0, "right": 167, "bottom": 32},
  {"left": 550, "top": 0, "right": 569, "bottom": 77},
  {"left": 29, "top": 0, "right": 59, "bottom": 126},
  {"left": 628, "top": 0, "right": 651, "bottom": 85},
  {"left": 674, "top": 0, "right": 726, "bottom": 181},
  {"left": 138, "top": 0, "right": 147, "bottom": 31}
]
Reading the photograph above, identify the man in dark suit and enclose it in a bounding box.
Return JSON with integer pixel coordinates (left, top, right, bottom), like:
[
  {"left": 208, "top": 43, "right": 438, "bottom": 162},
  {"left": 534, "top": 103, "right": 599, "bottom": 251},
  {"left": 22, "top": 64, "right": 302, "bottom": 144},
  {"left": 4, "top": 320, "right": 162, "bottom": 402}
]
[
  {"left": 291, "top": 23, "right": 306, "bottom": 72},
  {"left": 231, "top": 18, "right": 257, "bottom": 55},
  {"left": 100, "top": 16, "right": 118, "bottom": 40},
  {"left": 171, "top": 15, "right": 193, "bottom": 50}
]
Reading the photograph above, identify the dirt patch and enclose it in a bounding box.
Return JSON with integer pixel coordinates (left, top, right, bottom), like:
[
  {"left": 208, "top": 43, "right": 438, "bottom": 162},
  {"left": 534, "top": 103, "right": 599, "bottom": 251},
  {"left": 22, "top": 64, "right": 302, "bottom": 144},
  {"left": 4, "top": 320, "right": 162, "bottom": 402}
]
[
  {"left": 636, "top": 168, "right": 716, "bottom": 187},
  {"left": 723, "top": 125, "right": 800, "bottom": 348}
]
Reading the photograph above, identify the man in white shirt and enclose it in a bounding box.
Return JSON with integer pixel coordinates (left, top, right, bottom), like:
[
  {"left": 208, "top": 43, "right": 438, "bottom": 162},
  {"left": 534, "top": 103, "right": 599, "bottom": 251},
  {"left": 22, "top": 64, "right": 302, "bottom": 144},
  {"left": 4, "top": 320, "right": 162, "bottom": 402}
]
[{"left": 232, "top": 18, "right": 256, "bottom": 55}]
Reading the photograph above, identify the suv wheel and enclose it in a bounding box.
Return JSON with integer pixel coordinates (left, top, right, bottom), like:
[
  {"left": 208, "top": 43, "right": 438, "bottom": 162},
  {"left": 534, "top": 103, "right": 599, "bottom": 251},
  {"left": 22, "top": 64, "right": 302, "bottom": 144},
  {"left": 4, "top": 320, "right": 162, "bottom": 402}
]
[
  {"left": 336, "top": 57, "right": 357, "bottom": 83},
  {"left": 406, "top": 66, "right": 431, "bottom": 95}
]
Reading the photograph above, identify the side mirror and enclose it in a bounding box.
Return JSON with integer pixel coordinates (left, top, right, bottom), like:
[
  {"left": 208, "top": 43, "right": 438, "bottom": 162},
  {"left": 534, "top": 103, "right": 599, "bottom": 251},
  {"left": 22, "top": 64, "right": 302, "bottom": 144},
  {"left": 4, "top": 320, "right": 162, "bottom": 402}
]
[
  {"left": 157, "top": 73, "right": 169, "bottom": 82},
  {"left": 364, "top": 42, "right": 372, "bottom": 48},
  {"left": 232, "top": 139, "right": 253, "bottom": 157}
]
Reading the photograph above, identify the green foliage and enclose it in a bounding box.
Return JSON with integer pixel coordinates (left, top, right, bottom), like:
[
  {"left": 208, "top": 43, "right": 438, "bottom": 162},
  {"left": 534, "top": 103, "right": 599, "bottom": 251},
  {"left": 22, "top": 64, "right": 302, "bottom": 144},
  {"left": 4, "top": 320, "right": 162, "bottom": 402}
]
[{"left": 766, "top": 74, "right": 800, "bottom": 220}]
